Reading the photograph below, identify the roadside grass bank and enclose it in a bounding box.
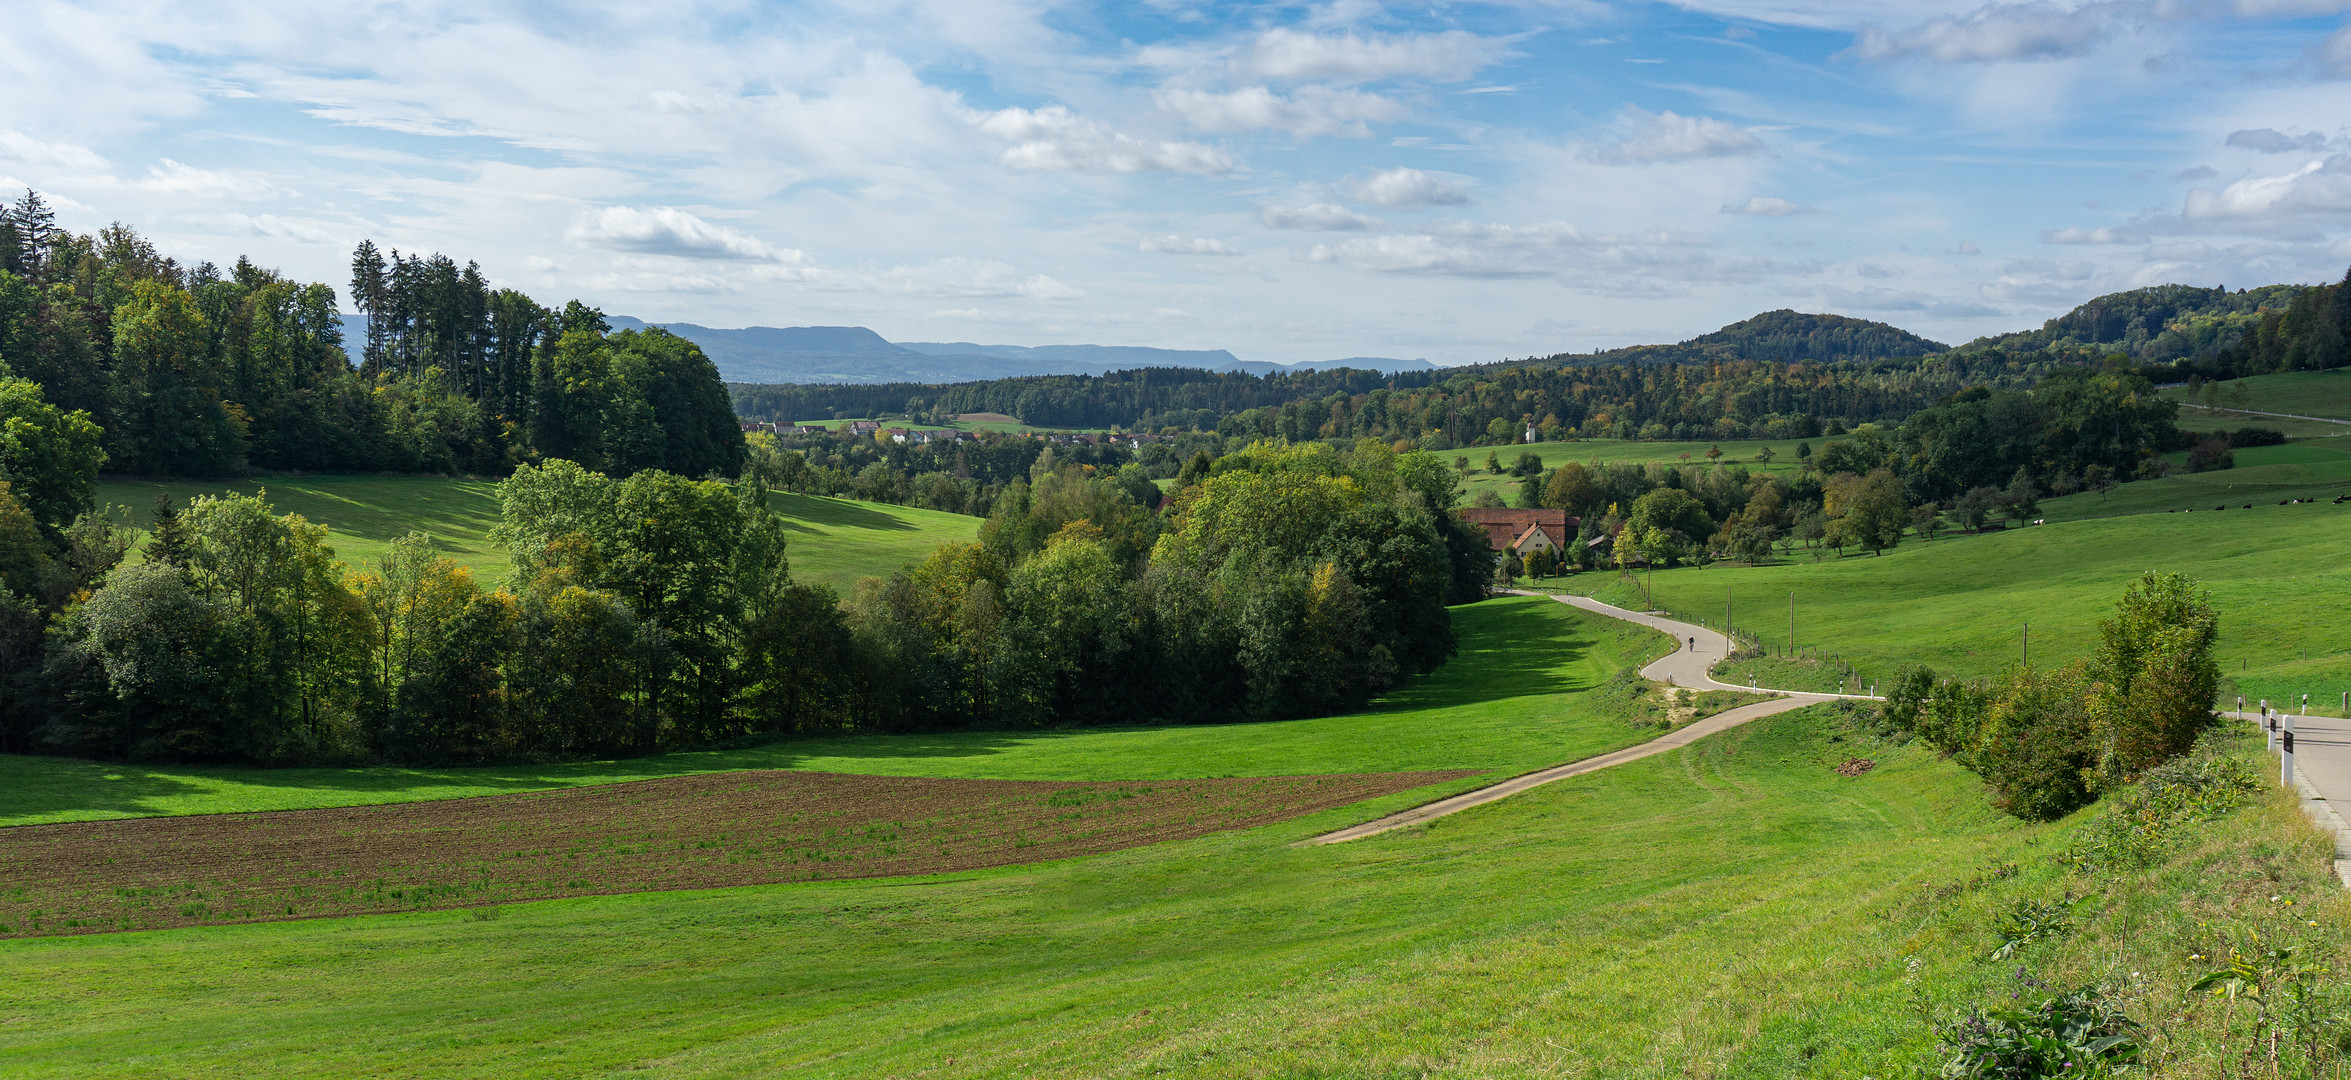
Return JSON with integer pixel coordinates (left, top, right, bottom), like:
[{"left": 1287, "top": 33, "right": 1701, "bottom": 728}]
[
  {"left": 0, "top": 596, "right": 1666, "bottom": 827},
  {"left": 1, "top": 706, "right": 2337, "bottom": 1077}
]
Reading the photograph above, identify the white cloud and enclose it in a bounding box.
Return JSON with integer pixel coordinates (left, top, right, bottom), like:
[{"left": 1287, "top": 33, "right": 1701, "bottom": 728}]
[
  {"left": 0, "top": 130, "right": 110, "bottom": 172},
  {"left": 1155, "top": 86, "right": 1406, "bottom": 138},
  {"left": 2311, "top": 24, "right": 2351, "bottom": 79},
  {"left": 2039, "top": 224, "right": 2142, "bottom": 244},
  {"left": 567, "top": 206, "right": 802, "bottom": 262},
  {"left": 1230, "top": 29, "right": 1510, "bottom": 83},
  {"left": 139, "top": 159, "right": 281, "bottom": 200},
  {"left": 977, "top": 106, "right": 1233, "bottom": 173},
  {"left": 2226, "top": 128, "right": 2335, "bottom": 153},
  {"left": 1139, "top": 234, "right": 1240, "bottom": 255},
  {"left": 1722, "top": 195, "right": 1813, "bottom": 215},
  {"left": 1852, "top": 3, "right": 2115, "bottom": 64},
  {"left": 1591, "top": 107, "right": 1762, "bottom": 164},
  {"left": 1303, "top": 219, "right": 1750, "bottom": 287},
  {"left": 2182, "top": 155, "right": 2351, "bottom": 226},
  {"left": 1259, "top": 203, "right": 1385, "bottom": 230},
  {"left": 1346, "top": 166, "right": 1473, "bottom": 208},
  {"left": 871, "top": 258, "right": 1085, "bottom": 300}
]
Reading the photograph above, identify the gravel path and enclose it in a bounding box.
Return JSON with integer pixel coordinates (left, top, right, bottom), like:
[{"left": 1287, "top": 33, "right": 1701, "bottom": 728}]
[{"left": 1308, "top": 591, "right": 1864, "bottom": 845}]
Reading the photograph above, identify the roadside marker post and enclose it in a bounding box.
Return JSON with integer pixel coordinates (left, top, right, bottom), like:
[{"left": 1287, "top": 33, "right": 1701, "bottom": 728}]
[{"left": 2283, "top": 713, "right": 2296, "bottom": 789}]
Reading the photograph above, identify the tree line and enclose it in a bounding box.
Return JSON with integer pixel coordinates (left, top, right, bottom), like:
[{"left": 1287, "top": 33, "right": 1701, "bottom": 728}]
[
  {"left": 0, "top": 190, "right": 741, "bottom": 479},
  {"left": 4, "top": 434, "right": 1492, "bottom": 763},
  {"left": 1494, "top": 365, "right": 2183, "bottom": 575}
]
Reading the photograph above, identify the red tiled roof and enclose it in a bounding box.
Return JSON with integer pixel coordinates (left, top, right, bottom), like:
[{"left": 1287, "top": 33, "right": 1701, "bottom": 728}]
[{"left": 1457, "top": 507, "right": 1575, "bottom": 552}]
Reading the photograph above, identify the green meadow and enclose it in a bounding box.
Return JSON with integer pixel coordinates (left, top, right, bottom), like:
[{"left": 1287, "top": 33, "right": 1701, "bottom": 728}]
[
  {"left": 93, "top": 477, "right": 978, "bottom": 596},
  {"left": 3, "top": 696, "right": 2334, "bottom": 1077},
  {"left": 2042, "top": 436, "right": 2351, "bottom": 521},
  {"left": 2161, "top": 368, "right": 2351, "bottom": 422},
  {"left": 0, "top": 597, "right": 1665, "bottom": 827},
  {"left": 1455, "top": 435, "right": 1841, "bottom": 502},
  {"left": 1549, "top": 498, "right": 2351, "bottom": 710},
  {"left": 3, "top": 545, "right": 2342, "bottom": 1076}
]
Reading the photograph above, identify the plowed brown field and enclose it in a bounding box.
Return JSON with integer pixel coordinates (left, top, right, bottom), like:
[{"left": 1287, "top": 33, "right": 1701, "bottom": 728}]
[{"left": 0, "top": 769, "right": 1471, "bottom": 938}]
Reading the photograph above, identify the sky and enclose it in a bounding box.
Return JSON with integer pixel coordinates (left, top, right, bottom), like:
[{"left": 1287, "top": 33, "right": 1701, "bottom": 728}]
[{"left": 5, "top": 2, "right": 2351, "bottom": 365}]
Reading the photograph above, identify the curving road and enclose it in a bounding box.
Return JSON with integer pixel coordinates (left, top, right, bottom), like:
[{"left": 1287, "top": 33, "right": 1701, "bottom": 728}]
[{"left": 1308, "top": 592, "right": 1858, "bottom": 845}]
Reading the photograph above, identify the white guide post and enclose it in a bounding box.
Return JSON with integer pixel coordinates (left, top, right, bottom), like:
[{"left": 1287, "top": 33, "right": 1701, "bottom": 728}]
[{"left": 2283, "top": 712, "right": 2297, "bottom": 789}]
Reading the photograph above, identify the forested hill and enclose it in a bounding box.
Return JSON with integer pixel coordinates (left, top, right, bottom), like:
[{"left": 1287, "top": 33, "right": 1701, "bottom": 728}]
[
  {"left": 0, "top": 190, "right": 742, "bottom": 479},
  {"left": 730, "top": 309, "right": 1969, "bottom": 438},
  {"left": 1538, "top": 310, "right": 1947, "bottom": 369},
  {"left": 1960, "top": 283, "right": 2302, "bottom": 357}
]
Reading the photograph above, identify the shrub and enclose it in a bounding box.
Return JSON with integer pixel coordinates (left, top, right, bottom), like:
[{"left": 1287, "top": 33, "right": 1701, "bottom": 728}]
[
  {"left": 1936, "top": 984, "right": 2143, "bottom": 1079},
  {"left": 2185, "top": 437, "right": 2233, "bottom": 473},
  {"left": 2060, "top": 754, "right": 2257, "bottom": 872},
  {"left": 1880, "top": 664, "right": 1990, "bottom": 759},
  {"left": 2087, "top": 572, "right": 2220, "bottom": 783},
  {"left": 1989, "top": 897, "right": 2075, "bottom": 960},
  {"left": 2228, "top": 426, "right": 2287, "bottom": 448},
  {"left": 1977, "top": 662, "right": 2097, "bottom": 821}
]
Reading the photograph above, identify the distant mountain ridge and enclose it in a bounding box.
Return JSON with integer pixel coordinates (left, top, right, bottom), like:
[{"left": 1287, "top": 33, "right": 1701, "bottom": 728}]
[{"left": 602, "top": 315, "right": 1433, "bottom": 383}]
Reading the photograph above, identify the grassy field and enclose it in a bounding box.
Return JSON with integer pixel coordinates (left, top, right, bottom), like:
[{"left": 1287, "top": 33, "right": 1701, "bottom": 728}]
[
  {"left": 1545, "top": 501, "right": 2351, "bottom": 710},
  {"left": 2039, "top": 436, "right": 2351, "bottom": 521},
  {"left": 1455, "top": 435, "right": 1844, "bottom": 503},
  {"left": 92, "top": 477, "right": 978, "bottom": 595},
  {"left": 0, "top": 596, "right": 1669, "bottom": 828},
  {"left": 2173, "top": 404, "right": 2350, "bottom": 439},
  {"left": 2161, "top": 369, "right": 2351, "bottom": 422},
  {"left": 3, "top": 703, "right": 2337, "bottom": 1077}
]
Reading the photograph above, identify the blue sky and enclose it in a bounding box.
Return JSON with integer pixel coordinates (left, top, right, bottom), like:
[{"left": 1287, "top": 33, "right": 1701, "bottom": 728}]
[{"left": 6, "top": 1, "right": 2351, "bottom": 364}]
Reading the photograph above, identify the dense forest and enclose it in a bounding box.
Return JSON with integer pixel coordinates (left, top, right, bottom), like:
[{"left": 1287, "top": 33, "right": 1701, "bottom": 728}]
[
  {"left": 0, "top": 191, "right": 742, "bottom": 479},
  {"left": 737, "top": 349, "right": 2117, "bottom": 450},
  {"left": 1955, "top": 274, "right": 2351, "bottom": 377}
]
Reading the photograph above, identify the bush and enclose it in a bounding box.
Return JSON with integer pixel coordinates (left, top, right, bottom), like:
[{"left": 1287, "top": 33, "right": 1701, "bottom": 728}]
[
  {"left": 2185, "top": 437, "right": 2234, "bottom": 473},
  {"left": 1977, "top": 663, "right": 2097, "bottom": 821},
  {"left": 2087, "top": 572, "right": 2220, "bottom": 782},
  {"left": 1880, "top": 664, "right": 1990, "bottom": 759},
  {"left": 2060, "top": 753, "right": 2257, "bottom": 872},
  {"left": 2228, "top": 426, "right": 2287, "bottom": 448},
  {"left": 1936, "top": 983, "right": 2143, "bottom": 1078}
]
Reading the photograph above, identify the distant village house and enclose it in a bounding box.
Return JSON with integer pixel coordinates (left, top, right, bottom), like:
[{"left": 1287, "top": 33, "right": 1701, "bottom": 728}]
[{"left": 1456, "top": 508, "right": 1576, "bottom": 557}]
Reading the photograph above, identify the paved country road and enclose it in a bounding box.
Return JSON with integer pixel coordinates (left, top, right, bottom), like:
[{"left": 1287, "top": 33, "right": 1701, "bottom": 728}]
[
  {"left": 2226, "top": 707, "right": 2351, "bottom": 886},
  {"left": 1308, "top": 592, "right": 1860, "bottom": 845}
]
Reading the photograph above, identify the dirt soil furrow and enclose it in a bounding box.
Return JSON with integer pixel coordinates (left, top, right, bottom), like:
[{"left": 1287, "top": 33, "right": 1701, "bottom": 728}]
[{"left": 0, "top": 769, "right": 1472, "bottom": 938}]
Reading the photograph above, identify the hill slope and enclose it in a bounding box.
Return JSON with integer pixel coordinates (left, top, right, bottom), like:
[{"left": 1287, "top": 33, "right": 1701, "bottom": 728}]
[
  {"left": 1957, "top": 282, "right": 2310, "bottom": 361},
  {"left": 1539, "top": 310, "right": 1947, "bottom": 368}
]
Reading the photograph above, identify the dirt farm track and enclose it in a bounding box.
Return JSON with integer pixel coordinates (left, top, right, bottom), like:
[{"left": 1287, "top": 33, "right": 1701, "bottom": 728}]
[{"left": 0, "top": 769, "right": 1472, "bottom": 938}]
